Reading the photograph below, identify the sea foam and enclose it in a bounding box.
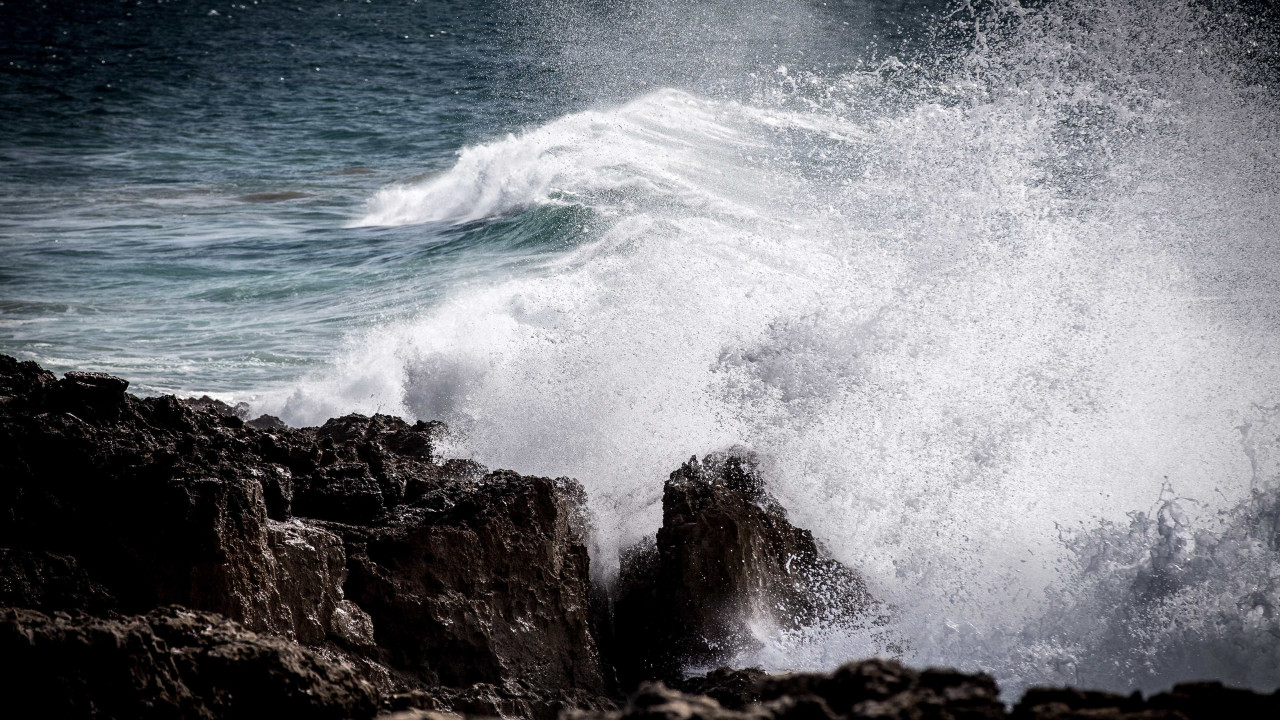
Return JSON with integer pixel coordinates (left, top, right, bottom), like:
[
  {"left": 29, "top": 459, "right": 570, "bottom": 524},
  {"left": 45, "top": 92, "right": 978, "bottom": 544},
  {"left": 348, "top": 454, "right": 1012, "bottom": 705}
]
[{"left": 267, "top": 0, "right": 1280, "bottom": 695}]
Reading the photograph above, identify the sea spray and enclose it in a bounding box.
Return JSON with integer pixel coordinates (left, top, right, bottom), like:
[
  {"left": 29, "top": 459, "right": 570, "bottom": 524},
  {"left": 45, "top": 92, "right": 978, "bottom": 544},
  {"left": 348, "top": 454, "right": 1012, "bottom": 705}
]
[{"left": 265, "top": 0, "right": 1280, "bottom": 694}]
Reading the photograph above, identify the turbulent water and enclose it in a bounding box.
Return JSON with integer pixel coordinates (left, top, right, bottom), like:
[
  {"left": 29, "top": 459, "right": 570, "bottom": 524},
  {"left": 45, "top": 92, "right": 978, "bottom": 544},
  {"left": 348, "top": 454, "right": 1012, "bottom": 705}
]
[{"left": 4, "top": 0, "right": 1280, "bottom": 699}]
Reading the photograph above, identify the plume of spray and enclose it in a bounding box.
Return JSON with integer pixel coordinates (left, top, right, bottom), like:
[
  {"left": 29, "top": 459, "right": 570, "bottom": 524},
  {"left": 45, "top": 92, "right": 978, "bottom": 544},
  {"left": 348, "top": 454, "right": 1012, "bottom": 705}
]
[{"left": 263, "top": 0, "right": 1280, "bottom": 694}]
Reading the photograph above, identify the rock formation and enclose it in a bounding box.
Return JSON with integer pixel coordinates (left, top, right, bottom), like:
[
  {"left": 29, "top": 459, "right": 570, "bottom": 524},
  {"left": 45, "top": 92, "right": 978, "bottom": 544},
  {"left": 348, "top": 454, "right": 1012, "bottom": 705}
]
[
  {"left": 1, "top": 354, "right": 1277, "bottom": 719},
  {"left": 0, "top": 606, "right": 378, "bottom": 719},
  {"left": 609, "top": 453, "right": 888, "bottom": 688},
  {"left": 0, "top": 354, "right": 605, "bottom": 718},
  {"left": 579, "top": 659, "right": 1280, "bottom": 720}
]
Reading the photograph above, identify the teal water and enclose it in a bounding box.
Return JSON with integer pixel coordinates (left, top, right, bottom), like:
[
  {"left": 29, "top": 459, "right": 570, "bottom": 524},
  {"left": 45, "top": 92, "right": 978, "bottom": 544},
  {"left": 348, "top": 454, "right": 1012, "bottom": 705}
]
[
  {"left": 0, "top": 0, "right": 930, "bottom": 394},
  {"left": 4, "top": 0, "right": 1280, "bottom": 698}
]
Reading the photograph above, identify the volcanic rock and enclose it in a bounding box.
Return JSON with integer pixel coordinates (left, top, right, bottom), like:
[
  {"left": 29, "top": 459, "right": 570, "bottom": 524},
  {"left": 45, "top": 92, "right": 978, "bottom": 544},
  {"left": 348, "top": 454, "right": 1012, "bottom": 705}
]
[
  {"left": 611, "top": 452, "right": 884, "bottom": 687},
  {"left": 0, "top": 605, "right": 378, "bottom": 719},
  {"left": 578, "top": 659, "right": 1004, "bottom": 720},
  {"left": 0, "top": 354, "right": 609, "bottom": 713},
  {"left": 336, "top": 470, "right": 606, "bottom": 692}
]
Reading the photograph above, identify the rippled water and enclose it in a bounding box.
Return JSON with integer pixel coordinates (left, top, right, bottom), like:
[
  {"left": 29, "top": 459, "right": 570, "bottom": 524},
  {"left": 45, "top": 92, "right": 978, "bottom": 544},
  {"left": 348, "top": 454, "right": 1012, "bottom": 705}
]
[{"left": 4, "top": 0, "right": 1280, "bottom": 699}]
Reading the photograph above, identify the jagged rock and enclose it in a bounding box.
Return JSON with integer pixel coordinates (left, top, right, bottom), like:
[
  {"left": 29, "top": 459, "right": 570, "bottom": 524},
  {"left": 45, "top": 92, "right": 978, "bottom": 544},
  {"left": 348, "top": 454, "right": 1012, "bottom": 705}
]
[
  {"left": 760, "top": 659, "right": 1003, "bottom": 719},
  {"left": 603, "top": 682, "right": 749, "bottom": 720},
  {"left": 0, "top": 548, "right": 115, "bottom": 613},
  {"left": 675, "top": 668, "right": 768, "bottom": 710},
  {"left": 578, "top": 659, "right": 1280, "bottom": 720},
  {"left": 180, "top": 395, "right": 251, "bottom": 419},
  {"left": 0, "top": 356, "right": 377, "bottom": 647},
  {"left": 383, "top": 682, "right": 616, "bottom": 720},
  {"left": 611, "top": 452, "right": 884, "bottom": 686},
  {"left": 0, "top": 606, "right": 378, "bottom": 719},
  {"left": 0, "top": 355, "right": 611, "bottom": 707},
  {"left": 1012, "top": 682, "right": 1280, "bottom": 719},
  {"left": 336, "top": 470, "right": 607, "bottom": 693},
  {"left": 267, "top": 519, "right": 375, "bottom": 647},
  {"left": 577, "top": 660, "right": 1003, "bottom": 720}
]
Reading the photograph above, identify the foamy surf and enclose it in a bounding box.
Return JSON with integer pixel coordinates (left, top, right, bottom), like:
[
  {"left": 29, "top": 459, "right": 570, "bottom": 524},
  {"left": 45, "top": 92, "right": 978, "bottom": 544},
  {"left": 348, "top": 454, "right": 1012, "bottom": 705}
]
[{"left": 264, "top": 0, "right": 1280, "bottom": 697}]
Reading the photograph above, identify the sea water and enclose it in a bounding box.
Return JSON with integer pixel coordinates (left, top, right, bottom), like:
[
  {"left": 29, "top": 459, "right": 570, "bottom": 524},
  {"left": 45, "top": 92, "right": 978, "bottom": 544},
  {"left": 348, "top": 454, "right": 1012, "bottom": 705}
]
[{"left": 3, "top": 0, "right": 1279, "bottom": 698}]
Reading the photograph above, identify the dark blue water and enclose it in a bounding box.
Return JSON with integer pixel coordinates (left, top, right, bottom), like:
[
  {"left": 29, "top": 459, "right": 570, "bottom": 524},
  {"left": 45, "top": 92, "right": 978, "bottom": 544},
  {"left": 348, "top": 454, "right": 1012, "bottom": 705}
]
[
  {"left": 0, "top": 0, "right": 932, "bottom": 393},
  {"left": 3, "top": 0, "right": 1280, "bottom": 698},
  {"left": 0, "top": 0, "right": 576, "bottom": 392}
]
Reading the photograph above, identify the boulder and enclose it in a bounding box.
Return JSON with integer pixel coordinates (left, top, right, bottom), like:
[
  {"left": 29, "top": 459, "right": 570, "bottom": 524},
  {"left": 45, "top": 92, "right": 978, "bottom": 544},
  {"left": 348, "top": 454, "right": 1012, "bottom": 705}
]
[
  {"left": 0, "top": 355, "right": 610, "bottom": 707},
  {"left": 0, "top": 606, "right": 378, "bottom": 719},
  {"left": 611, "top": 453, "right": 884, "bottom": 686},
  {"left": 337, "top": 470, "right": 606, "bottom": 693},
  {"left": 576, "top": 660, "right": 1003, "bottom": 720},
  {"left": 759, "top": 659, "right": 1003, "bottom": 719},
  {"left": 0, "top": 357, "right": 372, "bottom": 647}
]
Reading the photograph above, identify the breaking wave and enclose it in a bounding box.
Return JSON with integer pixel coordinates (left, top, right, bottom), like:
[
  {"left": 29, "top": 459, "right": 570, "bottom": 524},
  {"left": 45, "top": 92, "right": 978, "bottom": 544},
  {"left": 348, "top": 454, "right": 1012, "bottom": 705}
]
[{"left": 267, "top": 0, "right": 1280, "bottom": 696}]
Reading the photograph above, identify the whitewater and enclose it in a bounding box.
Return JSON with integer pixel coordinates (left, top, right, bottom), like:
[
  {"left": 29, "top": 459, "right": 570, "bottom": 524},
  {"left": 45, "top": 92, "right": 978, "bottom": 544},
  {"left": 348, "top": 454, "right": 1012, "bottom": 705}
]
[
  {"left": 3, "top": 0, "right": 1276, "bottom": 700},
  {"left": 259, "top": 0, "right": 1280, "bottom": 696}
]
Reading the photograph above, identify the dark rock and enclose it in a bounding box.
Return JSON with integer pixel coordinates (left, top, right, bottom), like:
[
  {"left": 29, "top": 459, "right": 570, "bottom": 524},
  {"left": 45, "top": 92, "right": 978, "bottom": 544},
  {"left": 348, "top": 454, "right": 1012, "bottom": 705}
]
[
  {"left": 267, "top": 519, "right": 375, "bottom": 647},
  {"left": 180, "top": 395, "right": 250, "bottom": 419},
  {"left": 296, "top": 461, "right": 388, "bottom": 523},
  {"left": 761, "top": 659, "right": 1004, "bottom": 719},
  {"left": 675, "top": 667, "right": 768, "bottom": 710},
  {"left": 612, "top": 452, "right": 885, "bottom": 687},
  {"left": 1147, "top": 681, "right": 1279, "bottom": 719},
  {"left": 0, "top": 548, "right": 116, "bottom": 613},
  {"left": 0, "top": 358, "right": 377, "bottom": 647},
  {"left": 248, "top": 413, "right": 287, "bottom": 430},
  {"left": 0, "top": 605, "right": 378, "bottom": 719},
  {"left": 1012, "top": 688, "right": 1147, "bottom": 719},
  {"left": 385, "top": 682, "right": 616, "bottom": 720},
  {"left": 0, "top": 355, "right": 611, "bottom": 708},
  {"left": 575, "top": 661, "right": 1003, "bottom": 720},
  {"left": 337, "top": 470, "right": 607, "bottom": 693}
]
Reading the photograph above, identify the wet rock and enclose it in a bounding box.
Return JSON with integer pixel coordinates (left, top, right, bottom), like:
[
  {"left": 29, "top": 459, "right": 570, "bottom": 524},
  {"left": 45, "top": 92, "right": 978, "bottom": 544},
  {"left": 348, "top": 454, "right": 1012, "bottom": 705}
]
[
  {"left": 577, "top": 661, "right": 1003, "bottom": 720},
  {"left": 761, "top": 659, "right": 1004, "bottom": 719},
  {"left": 248, "top": 413, "right": 287, "bottom": 430},
  {"left": 0, "top": 357, "right": 381, "bottom": 647},
  {"left": 180, "top": 395, "right": 250, "bottom": 419},
  {"left": 0, "top": 355, "right": 609, "bottom": 708},
  {"left": 674, "top": 668, "right": 768, "bottom": 710},
  {"left": 337, "top": 470, "right": 607, "bottom": 693},
  {"left": 384, "top": 682, "right": 616, "bottom": 720},
  {"left": 617, "top": 682, "right": 749, "bottom": 720},
  {"left": 577, "top": 660, "right": 1280, "bottom": 720},
  {"left": 267, "top": 519, "right": 375, "bottom": 648},
  {"left": 1147, "top": 681, "right": 1279, "bottom": 720},
  {"left": 0, "top": 605, "right": 378, "bottom": 719},
  {"left": 0, "top": 548, "right": 116, "bottom": 613},
  {"left": 612, "top": 452, "right": 883, "bottom": 686}
]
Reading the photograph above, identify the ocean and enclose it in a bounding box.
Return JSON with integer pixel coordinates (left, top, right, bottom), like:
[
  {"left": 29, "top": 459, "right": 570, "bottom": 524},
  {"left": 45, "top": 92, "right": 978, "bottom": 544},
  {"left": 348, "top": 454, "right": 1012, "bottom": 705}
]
[{"left": 3, "top": 0, "right": 1280, "bottom": 697}]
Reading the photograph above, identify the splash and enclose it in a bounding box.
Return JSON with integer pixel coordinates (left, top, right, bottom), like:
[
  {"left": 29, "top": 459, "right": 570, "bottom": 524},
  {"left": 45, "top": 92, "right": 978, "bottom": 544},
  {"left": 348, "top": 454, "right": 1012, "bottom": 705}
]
[{"left": 267, "top": 0, "right": 1280, "bottom": 694}]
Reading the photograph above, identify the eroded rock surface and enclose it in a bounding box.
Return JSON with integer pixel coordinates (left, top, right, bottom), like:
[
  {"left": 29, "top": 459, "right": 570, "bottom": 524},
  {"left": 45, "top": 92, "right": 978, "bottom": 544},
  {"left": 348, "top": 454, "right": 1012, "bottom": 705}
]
[
  {"left": 576, "top": 659, "right": 1004, "bottom": 720},
  {"left": 336, "top": 470, "right": 605, "bottom": 692},
  {"left": 581, "top": 660, "right": 1280, "bottom": 720},
  {"left": 0, "top": 606, "right": 378, "bottom": 720},
  {"left": 3, "top": 355, "right": 1279, "bottom": 720},
  {"left": 0, "top": 354, "right": 608, "bottom": 716},
  {"left": 611, "top": 453, "right": 886, "bottom": 687}
]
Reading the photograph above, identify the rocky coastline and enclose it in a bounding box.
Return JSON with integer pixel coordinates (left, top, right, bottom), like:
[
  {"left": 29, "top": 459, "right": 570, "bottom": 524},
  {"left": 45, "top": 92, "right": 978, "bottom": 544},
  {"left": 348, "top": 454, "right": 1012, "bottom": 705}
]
[{"left": 0, "top": 355, "right": 1275, "bottom": 719}]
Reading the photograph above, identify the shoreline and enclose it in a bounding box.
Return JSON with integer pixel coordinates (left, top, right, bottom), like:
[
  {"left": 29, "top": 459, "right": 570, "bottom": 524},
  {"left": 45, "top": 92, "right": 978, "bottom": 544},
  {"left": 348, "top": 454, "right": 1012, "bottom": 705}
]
[{"left": 0, "top": 354, "right": 1275, "bottom": 719}]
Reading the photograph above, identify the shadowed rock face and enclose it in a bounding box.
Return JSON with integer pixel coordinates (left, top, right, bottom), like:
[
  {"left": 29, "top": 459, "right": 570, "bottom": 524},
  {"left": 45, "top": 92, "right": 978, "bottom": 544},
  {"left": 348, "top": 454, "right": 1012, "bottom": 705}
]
[
  {"left": 0, "top": 606, "right": 378, "bottom": 720},
  {"left": 0, "top": 354, "right": 378, "bottom": 648},
  {"left": 611, "top": 453, "right": 886, "bottom": 687},
  {"left": 3, "top": 354, "right": 1279, "bottom": 719},
  {"left": 0, "top": 354, "right": 607, "bottom": 714},
  {"left": 576, "top": 660, "right": 1005, "bottom": 720},
  {"left": 335, "top": 470, "right": 606, "bottom": 692},
  {"left": 584, "top": 660, "right": 1280, "bottom": 720}
]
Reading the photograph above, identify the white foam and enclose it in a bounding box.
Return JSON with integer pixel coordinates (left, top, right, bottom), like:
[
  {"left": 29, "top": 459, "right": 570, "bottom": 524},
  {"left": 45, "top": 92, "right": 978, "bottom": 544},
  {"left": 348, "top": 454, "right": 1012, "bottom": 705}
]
[{"left": 270, "top": 0, "right": 1280, "bottom": 693}]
